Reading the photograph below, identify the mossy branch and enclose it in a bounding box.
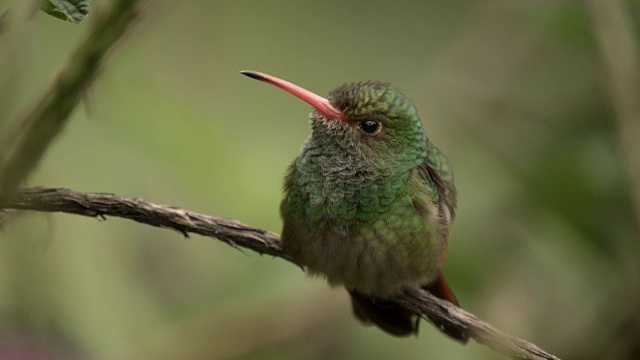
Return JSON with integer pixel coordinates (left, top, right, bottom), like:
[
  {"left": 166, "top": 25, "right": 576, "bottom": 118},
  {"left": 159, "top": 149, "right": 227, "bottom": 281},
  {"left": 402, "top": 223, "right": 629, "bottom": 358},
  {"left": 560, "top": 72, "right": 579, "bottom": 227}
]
[{"left": 4, "top": 186, "right": 561, "bottom": 360}]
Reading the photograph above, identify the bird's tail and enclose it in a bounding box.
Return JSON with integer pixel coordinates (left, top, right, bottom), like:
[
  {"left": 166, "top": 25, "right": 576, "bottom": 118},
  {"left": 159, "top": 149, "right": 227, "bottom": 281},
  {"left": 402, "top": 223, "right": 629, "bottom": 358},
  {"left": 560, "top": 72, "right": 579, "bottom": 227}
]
[{"left": 349, "top": 272, "right": 469, "bottom": 342}]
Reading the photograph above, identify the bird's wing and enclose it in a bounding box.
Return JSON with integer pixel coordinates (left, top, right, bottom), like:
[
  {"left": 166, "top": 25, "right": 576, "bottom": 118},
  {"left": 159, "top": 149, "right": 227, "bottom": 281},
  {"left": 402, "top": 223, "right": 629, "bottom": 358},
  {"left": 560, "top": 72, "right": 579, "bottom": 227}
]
[{"left": 417, "top": 142, "right": 457, "bottom": 221}]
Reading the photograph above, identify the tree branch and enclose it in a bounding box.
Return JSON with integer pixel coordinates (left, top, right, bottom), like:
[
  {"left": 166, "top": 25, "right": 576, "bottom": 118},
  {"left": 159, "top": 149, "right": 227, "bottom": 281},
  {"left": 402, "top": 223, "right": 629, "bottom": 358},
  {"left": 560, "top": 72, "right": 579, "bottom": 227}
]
[
  {"left": 0, "top": 0, "right": 142, "bottom": 206},
  {"left": 4, "top": 187, "right": 560, "bottom": 360}
]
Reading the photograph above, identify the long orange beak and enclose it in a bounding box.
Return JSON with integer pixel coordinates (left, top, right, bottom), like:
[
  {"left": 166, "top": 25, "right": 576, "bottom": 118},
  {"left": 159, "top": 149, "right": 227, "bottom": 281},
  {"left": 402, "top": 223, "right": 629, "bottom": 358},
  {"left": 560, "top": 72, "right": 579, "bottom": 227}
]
[{"left": 241, "top": 70, "right": 344, "bottom": 121}]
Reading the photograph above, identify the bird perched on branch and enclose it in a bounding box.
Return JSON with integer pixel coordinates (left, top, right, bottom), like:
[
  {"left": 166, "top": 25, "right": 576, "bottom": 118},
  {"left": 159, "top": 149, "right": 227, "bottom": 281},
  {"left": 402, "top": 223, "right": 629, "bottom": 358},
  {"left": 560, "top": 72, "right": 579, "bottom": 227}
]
[{"left": 242, "top": 70, "right": 467, "bottom": 342}]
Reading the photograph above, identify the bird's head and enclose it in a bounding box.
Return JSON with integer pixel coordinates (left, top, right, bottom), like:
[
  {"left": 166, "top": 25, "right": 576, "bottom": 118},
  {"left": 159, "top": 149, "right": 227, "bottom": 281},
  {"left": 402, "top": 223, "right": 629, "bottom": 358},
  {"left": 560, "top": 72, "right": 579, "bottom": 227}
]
[{"left": 241, "top": 71, "right": 428, "bottom": 169}]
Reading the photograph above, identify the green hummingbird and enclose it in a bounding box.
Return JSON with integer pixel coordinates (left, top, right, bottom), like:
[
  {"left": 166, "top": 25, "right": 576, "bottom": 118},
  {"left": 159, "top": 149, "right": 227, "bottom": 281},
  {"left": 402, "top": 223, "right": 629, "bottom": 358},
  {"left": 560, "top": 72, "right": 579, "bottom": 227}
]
[{"left": 241, "top": 70, "right": 467, "bottom": 342}]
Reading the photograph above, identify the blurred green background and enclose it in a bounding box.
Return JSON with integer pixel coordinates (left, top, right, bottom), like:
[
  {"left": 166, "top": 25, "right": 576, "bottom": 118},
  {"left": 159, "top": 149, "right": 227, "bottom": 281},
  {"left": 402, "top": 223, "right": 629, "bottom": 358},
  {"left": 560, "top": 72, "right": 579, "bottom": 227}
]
[{"left": 1, "top": 0, "right": 639, "bottom": 359}]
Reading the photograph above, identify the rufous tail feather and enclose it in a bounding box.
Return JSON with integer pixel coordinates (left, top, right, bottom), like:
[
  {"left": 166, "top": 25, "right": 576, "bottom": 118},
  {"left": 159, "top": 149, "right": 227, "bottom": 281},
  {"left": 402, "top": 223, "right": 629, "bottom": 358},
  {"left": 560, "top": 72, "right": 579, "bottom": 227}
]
[{"left": 349, "top": 272, "right": 469, "bottom": 342}]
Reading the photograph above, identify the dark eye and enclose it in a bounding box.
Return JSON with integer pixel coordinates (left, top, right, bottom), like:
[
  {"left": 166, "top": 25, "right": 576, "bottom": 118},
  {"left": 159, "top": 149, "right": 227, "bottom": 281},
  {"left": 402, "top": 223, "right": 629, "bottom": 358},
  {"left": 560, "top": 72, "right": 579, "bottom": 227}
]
[{"left": 359, "top": 119, "right": 381, "bottom": 135}]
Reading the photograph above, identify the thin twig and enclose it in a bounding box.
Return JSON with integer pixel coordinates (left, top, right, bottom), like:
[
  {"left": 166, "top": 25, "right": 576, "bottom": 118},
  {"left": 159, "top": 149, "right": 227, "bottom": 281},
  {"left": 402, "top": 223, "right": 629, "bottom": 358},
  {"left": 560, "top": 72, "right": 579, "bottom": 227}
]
[
  {"left": 4, "top": 187, "right": 561, "bottom": 360},
  {"left": 0, "top": 0, "right": 142, "bottom": 206}
]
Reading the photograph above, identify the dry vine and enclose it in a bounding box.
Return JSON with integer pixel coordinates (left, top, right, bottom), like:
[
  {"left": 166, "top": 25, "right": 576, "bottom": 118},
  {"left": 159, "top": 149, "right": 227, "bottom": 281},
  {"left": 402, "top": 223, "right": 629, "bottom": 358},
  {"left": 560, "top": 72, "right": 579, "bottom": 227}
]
[{"left": 5, "top": 186, "right": 561, "bottom": 360}]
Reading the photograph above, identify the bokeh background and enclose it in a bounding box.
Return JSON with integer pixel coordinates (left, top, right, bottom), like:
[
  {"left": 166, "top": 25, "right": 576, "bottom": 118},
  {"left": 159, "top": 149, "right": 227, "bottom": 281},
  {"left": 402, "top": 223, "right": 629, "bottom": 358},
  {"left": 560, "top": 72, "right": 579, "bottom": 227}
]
[{"left": 1, "top": 0, "right": 639, "bottom": 359}]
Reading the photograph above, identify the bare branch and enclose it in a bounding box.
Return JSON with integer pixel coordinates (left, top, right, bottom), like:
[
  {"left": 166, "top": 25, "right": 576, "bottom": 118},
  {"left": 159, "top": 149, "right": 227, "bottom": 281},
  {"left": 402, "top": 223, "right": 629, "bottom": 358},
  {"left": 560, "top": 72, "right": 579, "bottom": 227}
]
[
  {"left": 6, "top": 187, "right": 289, "bottom": 262},
  {"left": 4, "top": 187, "right": 560, "bottom": 360},
  {"left": 399, "top": 289, "right": 560, "bottom": 360}
]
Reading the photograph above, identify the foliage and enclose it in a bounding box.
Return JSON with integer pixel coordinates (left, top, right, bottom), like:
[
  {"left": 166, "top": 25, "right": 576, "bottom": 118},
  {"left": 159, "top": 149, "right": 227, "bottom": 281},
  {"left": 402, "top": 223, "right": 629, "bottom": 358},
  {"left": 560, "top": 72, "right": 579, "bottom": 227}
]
[{"left": 40, "top": 0, "right": 93, "bottom": 23}]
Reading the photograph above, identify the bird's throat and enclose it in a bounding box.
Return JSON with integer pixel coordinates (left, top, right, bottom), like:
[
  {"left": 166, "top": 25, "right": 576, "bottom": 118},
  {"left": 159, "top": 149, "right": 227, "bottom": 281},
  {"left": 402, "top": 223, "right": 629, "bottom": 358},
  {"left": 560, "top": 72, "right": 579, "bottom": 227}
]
[{"left": 293, "top": 137, "right": 410, "bottom": 227}]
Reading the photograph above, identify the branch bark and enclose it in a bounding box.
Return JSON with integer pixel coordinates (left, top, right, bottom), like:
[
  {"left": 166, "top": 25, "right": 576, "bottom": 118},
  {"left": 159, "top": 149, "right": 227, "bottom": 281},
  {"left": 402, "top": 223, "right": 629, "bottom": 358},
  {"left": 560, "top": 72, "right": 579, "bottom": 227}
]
[{"left": 4, "top": 187, "right": 561, "bottom": 360}]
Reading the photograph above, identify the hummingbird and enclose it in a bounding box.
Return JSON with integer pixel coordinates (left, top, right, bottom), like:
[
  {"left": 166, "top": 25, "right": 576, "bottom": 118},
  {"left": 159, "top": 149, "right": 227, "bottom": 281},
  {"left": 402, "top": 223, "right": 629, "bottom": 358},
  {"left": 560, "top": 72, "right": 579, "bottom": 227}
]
[{"left": 241, "top": 70, "right": 467, "bottom": 342}]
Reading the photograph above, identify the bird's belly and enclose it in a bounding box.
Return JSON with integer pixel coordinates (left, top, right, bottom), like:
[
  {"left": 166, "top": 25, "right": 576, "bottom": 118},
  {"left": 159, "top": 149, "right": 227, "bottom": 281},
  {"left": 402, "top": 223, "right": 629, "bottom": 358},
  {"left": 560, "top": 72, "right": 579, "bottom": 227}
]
[{"left": 283, "top": 200, "right": 445, "bottom": 298}]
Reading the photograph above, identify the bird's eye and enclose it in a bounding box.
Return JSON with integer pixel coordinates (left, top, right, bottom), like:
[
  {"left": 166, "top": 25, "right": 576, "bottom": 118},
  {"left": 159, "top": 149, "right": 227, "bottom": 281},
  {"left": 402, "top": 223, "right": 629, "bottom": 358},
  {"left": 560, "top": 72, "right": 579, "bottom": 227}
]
[{"left": 359, "top": 119, "right": 381, "bottom": 135}]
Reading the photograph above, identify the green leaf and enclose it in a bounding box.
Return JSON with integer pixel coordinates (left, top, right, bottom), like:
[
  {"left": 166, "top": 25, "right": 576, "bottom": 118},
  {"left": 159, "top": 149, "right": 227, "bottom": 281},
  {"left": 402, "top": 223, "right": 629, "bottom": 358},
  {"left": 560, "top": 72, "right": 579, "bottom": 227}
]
[{"left": 40, "top": 0, "right": 95, "bottom": 24}]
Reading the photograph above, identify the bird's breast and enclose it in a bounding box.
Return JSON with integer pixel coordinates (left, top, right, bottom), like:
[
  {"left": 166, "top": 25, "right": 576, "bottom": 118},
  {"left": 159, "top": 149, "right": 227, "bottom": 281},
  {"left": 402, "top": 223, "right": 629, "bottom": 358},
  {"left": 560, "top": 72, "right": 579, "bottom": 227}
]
[{"left": 281, "top": 161, "right": 445, "bottom": 297}]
